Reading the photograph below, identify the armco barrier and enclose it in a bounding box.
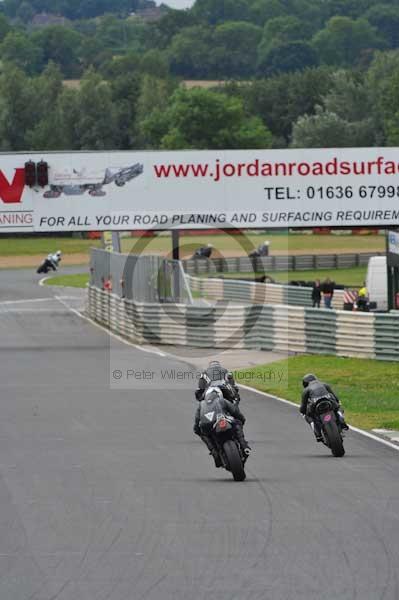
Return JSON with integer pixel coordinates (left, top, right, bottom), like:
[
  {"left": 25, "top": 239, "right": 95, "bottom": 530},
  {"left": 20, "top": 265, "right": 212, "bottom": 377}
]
[
  {"left": 87, "top": 286, "right": 399, "bottom": 361},
  {"left": 182, "top": 252, "right": 382, "bottom": 276},
  {"left": 188, "top": 275, "right": 345, "bottom": 310}
]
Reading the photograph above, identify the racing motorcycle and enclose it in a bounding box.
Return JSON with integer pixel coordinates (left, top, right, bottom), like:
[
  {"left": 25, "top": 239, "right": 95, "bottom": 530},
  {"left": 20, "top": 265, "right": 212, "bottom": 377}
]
[
  {"left": 37, "top": 257, "right": 58, "bottom": 274},
  {"left": 311, "top": 397, "right": 345, "bottom": 457},
  {"left": 211, "top": 413, "right": 247, "bottom": 481}
]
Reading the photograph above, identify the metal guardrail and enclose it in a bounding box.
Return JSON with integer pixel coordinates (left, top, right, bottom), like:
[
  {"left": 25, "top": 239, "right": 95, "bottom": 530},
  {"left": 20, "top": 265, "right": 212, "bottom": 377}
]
[
  {"left": 90, "top": 248, "right": 192, "bottom": 304},
  {"left": 87, "top": 286, "right": 399, "bottom": 362},
  {"left": 182, "top": 252, "right": 382, "bottom": 275},
  {"left": 188, "top": 275, "right": 346, "bottom": 310}
]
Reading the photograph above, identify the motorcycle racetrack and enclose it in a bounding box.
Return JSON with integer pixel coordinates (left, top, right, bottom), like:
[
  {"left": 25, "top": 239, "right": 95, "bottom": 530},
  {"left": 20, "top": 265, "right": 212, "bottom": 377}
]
[{"left": 1, "top": 268, "right": 399, "bottom": 600}]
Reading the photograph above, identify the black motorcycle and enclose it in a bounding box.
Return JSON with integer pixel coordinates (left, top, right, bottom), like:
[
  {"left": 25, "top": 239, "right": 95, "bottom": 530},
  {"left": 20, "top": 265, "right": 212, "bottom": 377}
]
[
  {"left": 311, "top": 398, "right": 345, "bottom": 457},
  {"left": 211, "top": 414, "right": 247, "bottom": 481},
  {"left": 37, "top": 258, "right": 57, "bottom": 274}
]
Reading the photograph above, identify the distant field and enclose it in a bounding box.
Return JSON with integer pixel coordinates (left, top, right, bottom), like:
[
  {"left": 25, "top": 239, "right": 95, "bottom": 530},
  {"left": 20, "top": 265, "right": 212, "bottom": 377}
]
[{"left": 235, "top": 355, "right": 399, "bottom": 430}]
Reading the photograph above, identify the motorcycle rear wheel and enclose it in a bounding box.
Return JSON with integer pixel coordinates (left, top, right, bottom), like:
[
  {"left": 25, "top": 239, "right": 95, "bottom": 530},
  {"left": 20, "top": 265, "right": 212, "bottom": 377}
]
[
  {"left": 324, "top": 421, "right": 345, "bottom": 457},
  {"left": 223, "top": 440, "right": 246, "bottom": 481}
]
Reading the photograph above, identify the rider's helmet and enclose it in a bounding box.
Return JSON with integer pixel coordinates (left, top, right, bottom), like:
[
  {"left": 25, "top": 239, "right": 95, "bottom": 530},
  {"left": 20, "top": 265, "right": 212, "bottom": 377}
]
[
  {"left": 303, "top": 373, "right": 317, "bottom": 388},
  {"left": 208, "top": 360, "right": 221, "bottom": 368},
  {"left": 56, "top": 250, "right": 62, "bottom": 257},
  {"left": 205, "top": 387, "right": 223, "bottom": 404}
]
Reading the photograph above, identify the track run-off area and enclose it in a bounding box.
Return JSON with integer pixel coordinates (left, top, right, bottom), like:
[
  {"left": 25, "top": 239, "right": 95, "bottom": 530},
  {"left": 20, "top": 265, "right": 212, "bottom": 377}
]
[{"left": 1, "top": 268, "right": 399, "bottom": 600}]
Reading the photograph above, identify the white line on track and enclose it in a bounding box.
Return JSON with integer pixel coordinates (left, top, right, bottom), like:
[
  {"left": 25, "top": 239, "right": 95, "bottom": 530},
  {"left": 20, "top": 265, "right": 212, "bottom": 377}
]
[
  {"left": 53, "top": 295, "right": 167, "bottom": 358},
  {"left": 39, "top": 276, "right": 50, "bottom": 286},
  {"left": 0, "top": 297, "right": 53, "bottom": 305},
  {"left": 36, "top": 285, "right": 399, "bottom": 454}
]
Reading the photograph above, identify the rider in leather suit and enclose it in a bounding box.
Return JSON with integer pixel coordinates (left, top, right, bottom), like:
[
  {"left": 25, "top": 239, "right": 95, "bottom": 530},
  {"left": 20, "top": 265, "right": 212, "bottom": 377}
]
[
  {"left": 194, "top": 387, "right": 250, "bottom": 467},
  {"left": 300, "top": 374, "right": 349, "bottom": 441}
]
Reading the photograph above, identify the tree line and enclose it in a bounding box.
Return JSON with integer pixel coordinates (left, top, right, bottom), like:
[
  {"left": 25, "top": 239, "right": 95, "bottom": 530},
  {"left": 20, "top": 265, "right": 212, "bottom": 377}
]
[
  {"left": 0, "top": 0, "right": 399, "bottom": 78},
  {"left": 2, "top": 49, "right": 399, "bottom": 152}
]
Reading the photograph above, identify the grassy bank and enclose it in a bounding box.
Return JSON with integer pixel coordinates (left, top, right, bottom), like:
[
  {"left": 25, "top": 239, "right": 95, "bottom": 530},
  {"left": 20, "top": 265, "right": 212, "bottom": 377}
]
[
  {"left": 44, "top": 274, "right": 89, "bottom": 288},
  {"left": 235, "top": 355, "right": 399, "bottom": 431}
]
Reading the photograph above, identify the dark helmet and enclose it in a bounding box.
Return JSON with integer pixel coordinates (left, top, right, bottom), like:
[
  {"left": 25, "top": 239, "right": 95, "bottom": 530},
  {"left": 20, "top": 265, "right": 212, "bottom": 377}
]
[
  {"left": 208, "top": 360, "right": 221, "bottom": 368},
  {"left": 303, "top": 373, "right": 317, "bottom": 388}
]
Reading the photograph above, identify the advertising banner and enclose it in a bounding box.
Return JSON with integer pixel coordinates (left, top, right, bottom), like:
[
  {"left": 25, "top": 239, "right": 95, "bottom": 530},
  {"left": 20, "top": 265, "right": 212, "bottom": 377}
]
[{"left": 1, "top": 148, "right": 399, "bottom": 232}]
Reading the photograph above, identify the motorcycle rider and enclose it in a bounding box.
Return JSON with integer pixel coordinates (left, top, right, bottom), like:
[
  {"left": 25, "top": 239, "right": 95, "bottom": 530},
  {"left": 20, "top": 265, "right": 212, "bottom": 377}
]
[
  {"left": 195, "top": 360, "right": 240, "bottom": 404},
  {"left": 300, "top": 373, "right": 349, "bottom": 442},
  {"left": 194, "top": 386, "right": 251, "bottom": 467},
  {"left": 47, "top": 250, "right": 62, "bottom": 271}
]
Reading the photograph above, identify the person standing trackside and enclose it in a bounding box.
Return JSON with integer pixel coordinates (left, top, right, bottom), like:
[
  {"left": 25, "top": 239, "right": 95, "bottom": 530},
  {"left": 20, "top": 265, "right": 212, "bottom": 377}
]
[
  {"left": 322, "top": 277, "right": 335, "bottom": 309},
  {"left": 311, "top": 279, "right": 322, "bottom": 308}
]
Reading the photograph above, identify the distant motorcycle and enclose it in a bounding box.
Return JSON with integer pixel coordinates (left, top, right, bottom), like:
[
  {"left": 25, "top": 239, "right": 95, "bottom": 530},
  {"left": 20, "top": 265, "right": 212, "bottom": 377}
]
[
  {"left": 37, "top": 252, "right": 62, "bottom": 274},
  {"left": 211, "top": 413, "right": 247, "bottom": 481},
  {"left": 37, "top": 258, "right": 57, "bottom": 274},
  {"left": 310, "top": 397, "right": 345, "bottom": 457}
]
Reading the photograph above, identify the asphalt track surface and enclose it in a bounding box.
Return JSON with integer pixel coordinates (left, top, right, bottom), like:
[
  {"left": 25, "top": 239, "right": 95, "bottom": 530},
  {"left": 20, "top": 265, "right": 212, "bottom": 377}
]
[{"left": 1, "top": 268, "right": 399, "bottom": 600}]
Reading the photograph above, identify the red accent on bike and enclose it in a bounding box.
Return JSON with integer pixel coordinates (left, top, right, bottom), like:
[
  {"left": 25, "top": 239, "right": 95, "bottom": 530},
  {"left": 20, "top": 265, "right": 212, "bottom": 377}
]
[
  {"left": 323, "top": 414, "right": 332, "bottom": 422},
  {"left": 219, "top": 419, "right": 227, "bottom": 429}
]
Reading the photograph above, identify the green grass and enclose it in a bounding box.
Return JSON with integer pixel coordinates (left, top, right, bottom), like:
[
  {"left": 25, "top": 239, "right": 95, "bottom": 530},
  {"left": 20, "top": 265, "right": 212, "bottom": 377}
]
[
  {"left": 0, "top": 237, "right": 100, "bottom": 256},
  {"left": 235, "top": 355, "right": 399, "bottom": 431},
  {"left": 206, "top": 267, "right": 367, "bottom": 287},
  {"left": 121, "top": 232, "right": 385, "bottom": 257},
  {"left": 0, "top": 232, "right": 384, "bottom": 257},
  {"left": 44, "top": 273, "right": 89, "bottom": 288}
]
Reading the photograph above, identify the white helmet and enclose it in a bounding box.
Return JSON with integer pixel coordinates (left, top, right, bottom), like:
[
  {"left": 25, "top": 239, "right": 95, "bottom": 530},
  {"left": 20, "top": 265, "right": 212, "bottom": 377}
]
[{"left": 56, "top": 250, "right": 62, "bottom": 256}]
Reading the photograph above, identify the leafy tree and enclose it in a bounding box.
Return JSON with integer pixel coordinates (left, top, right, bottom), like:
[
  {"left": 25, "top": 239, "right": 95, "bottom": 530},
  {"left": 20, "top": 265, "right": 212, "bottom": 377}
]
[
  {"left": 109, "top": 70, "right": 142, "bottom": 148},
  {"left": 136, "top": 74, "right": 176, "bottom": 147},
  {"left": 240, "top": 66, "right": 333, "bottom": 143},
  {"left": 380, "top": 70, "right": 399, "bottom": 144},
  {"left": 143, "top": 87, "right": 272, "bottom": 149},
  {"left": 155, "top": 8, "right": 197, "bottom": 47},
  {"left": 258, "top": 40, "right": 318, "bottom": 76},
  {"left": 213, "top": 21, "right": 262, "bottom": 77},
  {"left": 0, "top": 31, "right": 42, "bottom": 74},
  {"left": 32, "top": 26, "right": 82, "bottom": 77},
  {"left": 257, "top": 15, "right": 313, "bottom": 64},
  {"left": 73, "top": 71, "right": 119, "bottom": 149},
  {"left": 291, "top": 70, "right": 377, "bottom": 147},
  {"left": 192, "top": 0, "right": 250, "bottom": 25},
  {"left": 0, "top": 14, "right": 11, "bottom": 43},
  {"left": 16, "top": 1, "right": 34, "bottom": 23},
  {"left": 366, "top": 4, "right": 399, "bottom": 50},
  {"left": 312, "top": 16, "right": 385, "bottom": 67},
  {"left": 249, "top": 0, "right": 287, "bottom": 25},
  {"left": 168, "top": 25, "right": 214, "bottom": 78},
  {"left": 0, "top": 65, "right": 37, "bottom": 149},
  {"left": 291, "top": 105, "right": 374, "bottom": 147},
  {"left": 26, "top": 62, "right": 65, "bottom": 149},
  {"left": 140, "top": 49, "right": 169, "bottom": 78}
]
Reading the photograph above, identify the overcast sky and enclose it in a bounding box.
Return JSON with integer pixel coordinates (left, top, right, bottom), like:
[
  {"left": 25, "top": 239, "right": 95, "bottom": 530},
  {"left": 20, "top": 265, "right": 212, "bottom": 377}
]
[{"left": 163, "top": 0, "right": 195, "bottom": 8}]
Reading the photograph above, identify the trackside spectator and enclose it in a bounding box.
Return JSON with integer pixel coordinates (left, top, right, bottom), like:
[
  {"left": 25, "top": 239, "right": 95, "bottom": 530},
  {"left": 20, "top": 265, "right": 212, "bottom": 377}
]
[
  {"left": 322, "top": 277, "right": 335, "bottom": 309},
  {"left": 312, "top": 279, "right": 322, "bottom": 308}
]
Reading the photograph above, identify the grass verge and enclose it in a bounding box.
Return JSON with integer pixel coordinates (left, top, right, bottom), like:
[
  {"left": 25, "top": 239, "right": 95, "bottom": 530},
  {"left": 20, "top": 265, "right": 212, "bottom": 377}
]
[
  {"left": 44, "top": 274, "right": 89, "bottom": 288},
  {"left": 0, "top": 237, "right": 100, "bottom": 256},
  {"left": 234, "top": 355, "right": 399, "bottom": 431}
]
